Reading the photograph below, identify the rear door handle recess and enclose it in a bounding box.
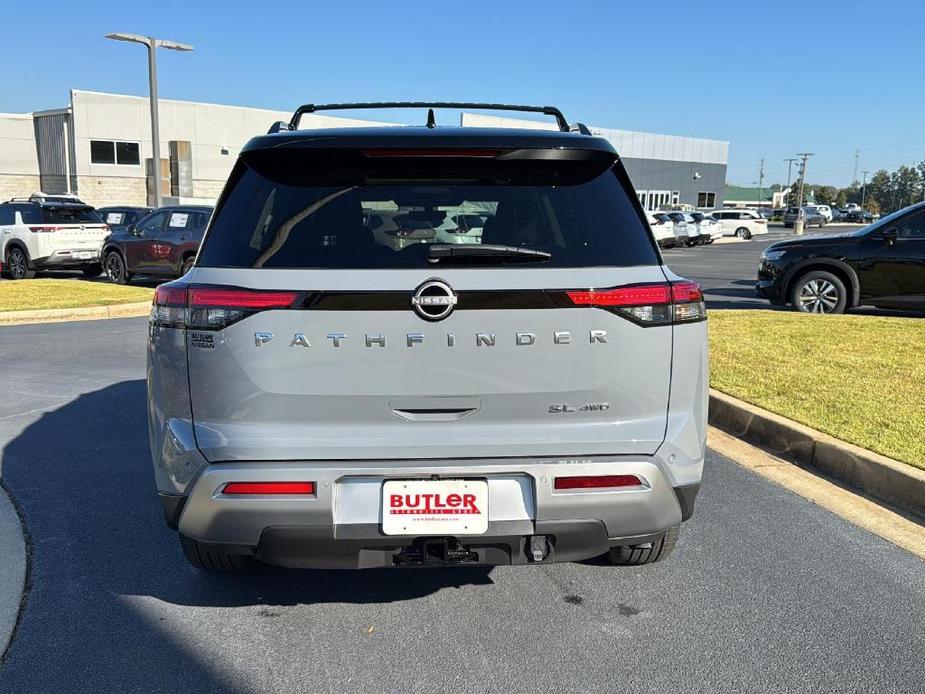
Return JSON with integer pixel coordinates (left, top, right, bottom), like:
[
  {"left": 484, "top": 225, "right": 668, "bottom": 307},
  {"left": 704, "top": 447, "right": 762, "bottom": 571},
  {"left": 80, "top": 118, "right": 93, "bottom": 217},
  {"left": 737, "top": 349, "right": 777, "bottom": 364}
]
[{"left": 389, "top": 396, "right": 481, "bottom": 422}]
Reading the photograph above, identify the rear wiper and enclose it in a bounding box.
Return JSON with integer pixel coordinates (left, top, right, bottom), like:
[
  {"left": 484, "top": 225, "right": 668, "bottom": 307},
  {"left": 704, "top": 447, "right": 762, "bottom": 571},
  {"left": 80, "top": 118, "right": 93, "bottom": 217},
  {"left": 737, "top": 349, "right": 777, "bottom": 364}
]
[{"left": 427, "top": 244, "right": 551, "bottom": 264}]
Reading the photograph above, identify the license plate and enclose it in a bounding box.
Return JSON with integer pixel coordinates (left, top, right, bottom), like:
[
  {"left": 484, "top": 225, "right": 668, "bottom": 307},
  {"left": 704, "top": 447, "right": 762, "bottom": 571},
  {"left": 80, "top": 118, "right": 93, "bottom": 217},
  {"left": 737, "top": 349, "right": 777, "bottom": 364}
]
[
  {"left": 382, "top": 479, "right": 488, "bottom": 536},
  {"left": 76, "top": 252, "right": 94, "bottom": 260}
]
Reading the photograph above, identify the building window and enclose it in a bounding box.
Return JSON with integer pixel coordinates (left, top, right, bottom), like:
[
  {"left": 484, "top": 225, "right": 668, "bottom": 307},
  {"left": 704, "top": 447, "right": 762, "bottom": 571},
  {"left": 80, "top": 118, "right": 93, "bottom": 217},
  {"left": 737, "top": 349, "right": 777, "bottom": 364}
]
[
  {"left": 697, "top": 192, "right": 716, "bottom": 208},
  {"left": 671, "top": 191, "right": 680, "bottom": 205},
  {"left": 90, "top": 140, "right": 141, "bottom": 165}
]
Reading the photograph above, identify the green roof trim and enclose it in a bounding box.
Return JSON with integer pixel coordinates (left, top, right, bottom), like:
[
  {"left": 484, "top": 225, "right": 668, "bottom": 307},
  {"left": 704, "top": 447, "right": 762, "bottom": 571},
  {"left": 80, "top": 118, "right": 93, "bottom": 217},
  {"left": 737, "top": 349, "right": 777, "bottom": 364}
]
[{"left": 723, "top": 185, "right": 779, "bottom": 201}]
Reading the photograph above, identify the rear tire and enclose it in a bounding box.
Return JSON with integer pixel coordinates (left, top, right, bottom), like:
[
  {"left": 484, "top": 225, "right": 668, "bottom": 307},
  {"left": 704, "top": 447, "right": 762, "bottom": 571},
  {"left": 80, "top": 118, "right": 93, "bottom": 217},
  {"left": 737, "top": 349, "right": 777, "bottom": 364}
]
[
  {"left": 6, "top": 247, "right": 35, "bottom": 280},
  {"left": 104, "top": 251, "right": 132, "bottom": 285},
  {"left": 82, "top": 263, "right": 103, "bottom": 277},
  {"left": 180, "top": 535, "right": 255, "bottom": 572},
  {"left": 735, "top": 227, "right": 752, "bottom": 239},
  {"left": 606, "top": 525, "right": 679, "bottom": 566}
]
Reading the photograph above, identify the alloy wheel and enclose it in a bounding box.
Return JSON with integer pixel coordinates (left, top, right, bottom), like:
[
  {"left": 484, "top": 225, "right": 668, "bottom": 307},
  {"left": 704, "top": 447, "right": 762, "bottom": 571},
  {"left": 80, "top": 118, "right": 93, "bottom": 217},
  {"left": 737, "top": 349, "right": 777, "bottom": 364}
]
[
  {"left": 798, "top": 279, "right": 839, "bottom": 313},
  {"left": 106, "top": 253, "right": 124, "bottom": 283},
  {"left": 8, "top": 249, "right": 28, "bottom": 279}
]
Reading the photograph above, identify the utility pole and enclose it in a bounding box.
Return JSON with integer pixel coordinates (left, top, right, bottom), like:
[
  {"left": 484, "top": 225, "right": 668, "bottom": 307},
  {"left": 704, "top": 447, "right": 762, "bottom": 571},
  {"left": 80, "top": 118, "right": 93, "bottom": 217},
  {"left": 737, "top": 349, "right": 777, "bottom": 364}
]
[
  {"left": 783, "top": 158, "right": 798, "bottom": 203},
  {"left": 853, "top": 148, "right": 860, "bottom": 184},
  {"left": 861, "top": 170, "right": 869, "bottom": 208},
  {"left": 796, "top": 153, "right": 813, "bottom": 207},
  {"left": 758, "top": 159, "right": 765, "bottom": 213}
]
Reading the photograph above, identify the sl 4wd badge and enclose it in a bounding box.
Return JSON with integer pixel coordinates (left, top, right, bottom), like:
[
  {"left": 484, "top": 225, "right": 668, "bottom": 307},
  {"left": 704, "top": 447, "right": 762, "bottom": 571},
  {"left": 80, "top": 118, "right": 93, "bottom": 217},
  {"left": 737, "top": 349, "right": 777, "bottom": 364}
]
[
  {"left": 548, "top": 403, "right": 611, "bottom": 413},
  {"left": 190, "top": 332, "right": 215, "bottom": 350}
]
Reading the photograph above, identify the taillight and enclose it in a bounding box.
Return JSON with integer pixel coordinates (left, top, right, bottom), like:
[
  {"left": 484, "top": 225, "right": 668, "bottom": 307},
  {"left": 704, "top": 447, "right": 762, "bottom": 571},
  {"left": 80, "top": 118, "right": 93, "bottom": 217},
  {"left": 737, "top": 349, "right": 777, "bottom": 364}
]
[
  {"left": 150, "top": 284, "right": 300, "bottom": 330},
  {"left": 28, "top": 226, "right": 65, "bottom": 233},
  {"left": 151, "top": 285, "right": 187, "bottom": 328},
  {"left": 755, "top": 219, "right": 767, "bottom": 224},
  {"left": 222, "top": 482, "right": 315, "bottom": 495},
  {"left": 554, "top": 475, "right": 643, "bottom": 490},
  {"left": 565, "top": 280, "right": 705, "bottom": 326}
]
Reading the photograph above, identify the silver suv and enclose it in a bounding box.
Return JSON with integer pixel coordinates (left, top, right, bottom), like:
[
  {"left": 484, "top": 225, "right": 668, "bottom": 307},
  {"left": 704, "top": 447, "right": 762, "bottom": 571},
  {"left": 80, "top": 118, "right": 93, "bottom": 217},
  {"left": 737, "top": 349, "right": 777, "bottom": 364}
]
[{"left": 148, "top": 102, "right": 708, "bottom": 571}]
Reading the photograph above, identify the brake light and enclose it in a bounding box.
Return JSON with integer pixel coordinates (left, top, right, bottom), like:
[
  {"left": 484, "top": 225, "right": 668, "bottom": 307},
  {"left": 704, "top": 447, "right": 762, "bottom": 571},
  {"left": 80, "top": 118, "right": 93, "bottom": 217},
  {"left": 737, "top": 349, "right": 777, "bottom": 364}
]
[
  {"left": 150, "top": 284, "right": 300, "bottom": 330},
  {"left": 565, "top": 280, "right": 705, "bottom": 326},
  {"left": 554, "top": 475, "right": 642, "bottom": 490},
  {"left": 364, "top": 149, "right": 500, "bottom": 158},
  {"left": 223, "top": 482, "right": 315, "bottom": 495}
]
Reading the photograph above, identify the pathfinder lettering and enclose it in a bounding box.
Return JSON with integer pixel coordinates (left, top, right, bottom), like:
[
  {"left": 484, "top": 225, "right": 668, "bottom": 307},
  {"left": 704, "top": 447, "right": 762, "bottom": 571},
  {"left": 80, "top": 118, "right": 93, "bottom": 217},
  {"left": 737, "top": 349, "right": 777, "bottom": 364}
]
[{"left": 268, "top": 330, "right": 608, "bottom": 348}]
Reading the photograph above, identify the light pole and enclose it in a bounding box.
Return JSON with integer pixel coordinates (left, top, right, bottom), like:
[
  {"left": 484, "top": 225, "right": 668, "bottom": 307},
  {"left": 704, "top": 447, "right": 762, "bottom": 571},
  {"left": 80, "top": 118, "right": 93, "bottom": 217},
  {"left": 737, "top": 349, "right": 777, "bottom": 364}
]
[{"left": 105, "top": 33, "right": 194, "bottom": 208}]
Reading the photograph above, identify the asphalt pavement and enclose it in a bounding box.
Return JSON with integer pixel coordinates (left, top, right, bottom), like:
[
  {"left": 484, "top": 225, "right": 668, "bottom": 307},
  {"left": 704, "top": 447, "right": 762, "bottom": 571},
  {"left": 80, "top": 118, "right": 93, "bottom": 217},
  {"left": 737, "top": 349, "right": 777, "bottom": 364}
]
[
  {"left": 1, "top": 316, "right": 924, "bottom": 694},
  {"left": 662, "top": 226, "right": 840, "bottom": 310}
]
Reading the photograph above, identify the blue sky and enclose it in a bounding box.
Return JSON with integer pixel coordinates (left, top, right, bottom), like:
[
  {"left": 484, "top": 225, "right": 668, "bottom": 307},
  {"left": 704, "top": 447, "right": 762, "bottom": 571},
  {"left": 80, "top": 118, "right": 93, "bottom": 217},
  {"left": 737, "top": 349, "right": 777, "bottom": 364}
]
[{"left": 4, "top": 0, "right": 922, "bottom": 187}]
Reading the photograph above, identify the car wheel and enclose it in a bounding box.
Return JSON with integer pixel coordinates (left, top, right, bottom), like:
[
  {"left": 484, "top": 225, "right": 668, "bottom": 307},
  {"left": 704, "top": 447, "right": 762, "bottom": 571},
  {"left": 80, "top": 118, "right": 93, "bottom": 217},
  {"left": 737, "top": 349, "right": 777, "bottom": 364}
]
[
  {"left": 82, "top": 263, "right": 103, "bottom": 278},
  {"left": 735, "top": 227, "right": 752, "bottom": 239},
  {"left": 180, "top": 535, "right": 255, "bottom": 571},
  {"left": 791, "top": 270, "right": 847, "bottom": 314},
  {"left": 606, "top": 525, "right": 679, "bottom": 566},
  {"left": 6, "top": 247, "right": 35, "bottom": 280},
  {"left": 181, "top": 257, "right": 195, "bottom": 276},
  {"left": 105, "top": 251, "right": 132, "bottom": 285}
]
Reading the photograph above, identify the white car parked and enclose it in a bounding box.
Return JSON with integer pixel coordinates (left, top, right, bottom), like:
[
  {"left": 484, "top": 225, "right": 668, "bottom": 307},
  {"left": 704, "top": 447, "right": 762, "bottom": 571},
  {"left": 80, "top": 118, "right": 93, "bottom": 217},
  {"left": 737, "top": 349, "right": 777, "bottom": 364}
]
[
  {"left": 691, "top": 212, "right": 724, "bottom": 242},
  {"left": 0, "top": 193, "right": 109, "bottom": 279},
  {"left": 815, "top": 205, "right": 834, "bottom": 222},
  {"left": 711, "top": 209, "right": 769, "bottom": 239},
  {"left": 646, "top": 212, "right": 678, "bottom": 248}
]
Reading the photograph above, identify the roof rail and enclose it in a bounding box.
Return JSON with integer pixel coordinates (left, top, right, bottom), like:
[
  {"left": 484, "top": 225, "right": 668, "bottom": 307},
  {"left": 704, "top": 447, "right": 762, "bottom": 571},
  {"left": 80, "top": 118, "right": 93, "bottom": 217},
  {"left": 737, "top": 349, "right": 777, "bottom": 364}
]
[{"left": 274, "top": 102, "right": 573, "bottom": 133}]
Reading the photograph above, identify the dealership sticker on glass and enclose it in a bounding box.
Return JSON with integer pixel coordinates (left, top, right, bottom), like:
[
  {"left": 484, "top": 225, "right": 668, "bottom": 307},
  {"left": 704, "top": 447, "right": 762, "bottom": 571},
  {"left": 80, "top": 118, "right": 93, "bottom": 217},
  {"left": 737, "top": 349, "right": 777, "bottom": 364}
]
[
  {"left": 105, "top": 212, "right": 124, "bottom": 225},
  {"left": 381, "top": 479, "right": 488, "bottom": 535},
  {"left": 169, "top": 213, "right": 189, "bottom": 228}
]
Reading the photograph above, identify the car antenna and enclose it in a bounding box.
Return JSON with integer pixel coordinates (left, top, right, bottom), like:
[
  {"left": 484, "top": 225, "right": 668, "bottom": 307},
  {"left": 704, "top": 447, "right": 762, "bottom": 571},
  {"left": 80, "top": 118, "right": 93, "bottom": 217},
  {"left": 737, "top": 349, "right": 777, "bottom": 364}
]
[{"left": 426, "top": 108, "right": 436, "bottom": 128}]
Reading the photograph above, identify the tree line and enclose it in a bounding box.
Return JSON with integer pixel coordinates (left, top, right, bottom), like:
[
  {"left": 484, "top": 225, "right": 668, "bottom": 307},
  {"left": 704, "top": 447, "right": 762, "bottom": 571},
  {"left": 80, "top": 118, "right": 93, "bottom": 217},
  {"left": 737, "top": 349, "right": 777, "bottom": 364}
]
[{"left": 786, "top": 160, "right": 925, "bottom": 215}]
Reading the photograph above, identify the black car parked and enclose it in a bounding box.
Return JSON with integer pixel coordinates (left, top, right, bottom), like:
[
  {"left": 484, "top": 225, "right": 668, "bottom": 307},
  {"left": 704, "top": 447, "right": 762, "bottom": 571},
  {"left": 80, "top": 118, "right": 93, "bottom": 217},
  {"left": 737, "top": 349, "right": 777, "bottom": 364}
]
[
  {"left": 96, "top": 206, "right": 153, "bottom": 233},
  {"left": 757, "top": 201, "right": 925, "bottom": 313},
  {"left": 100, "top": 205, "right": 212, "bottom": 284}
]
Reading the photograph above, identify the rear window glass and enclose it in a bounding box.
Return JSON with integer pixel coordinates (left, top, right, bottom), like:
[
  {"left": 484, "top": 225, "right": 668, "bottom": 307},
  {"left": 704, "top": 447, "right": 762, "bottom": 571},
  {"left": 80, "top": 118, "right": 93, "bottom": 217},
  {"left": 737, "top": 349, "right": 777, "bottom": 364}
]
[
  {"left": 198, "top": 153, "right": 658, "bottom": 269},
  {"left": 41, "top": 206, "right": 103, "bottom": 224}
]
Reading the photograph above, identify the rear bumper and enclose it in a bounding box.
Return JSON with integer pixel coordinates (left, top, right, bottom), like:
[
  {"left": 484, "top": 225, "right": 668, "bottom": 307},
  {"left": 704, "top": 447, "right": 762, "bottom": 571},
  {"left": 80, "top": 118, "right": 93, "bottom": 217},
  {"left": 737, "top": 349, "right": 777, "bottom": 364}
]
[
  {"left": 33, "top": 249, "right": 101, "bottom": 268},
  {"left": 164, "top": 457, "right": 699, "bottom": 568}
]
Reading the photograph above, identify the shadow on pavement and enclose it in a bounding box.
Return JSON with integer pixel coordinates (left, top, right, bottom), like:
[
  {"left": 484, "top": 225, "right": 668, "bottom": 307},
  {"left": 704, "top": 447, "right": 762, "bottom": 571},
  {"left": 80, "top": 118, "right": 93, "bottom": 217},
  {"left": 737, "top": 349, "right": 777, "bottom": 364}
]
[{"left": 0, "top": 380, "right": 492, "bottom": 692}]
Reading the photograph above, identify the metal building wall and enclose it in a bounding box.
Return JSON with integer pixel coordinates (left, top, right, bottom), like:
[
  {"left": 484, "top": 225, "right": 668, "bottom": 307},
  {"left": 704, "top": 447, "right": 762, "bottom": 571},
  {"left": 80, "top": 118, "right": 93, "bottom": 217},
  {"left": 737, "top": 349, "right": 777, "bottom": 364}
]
[{"left": 33, "top": 111, "right": 76, "bottom": 194}]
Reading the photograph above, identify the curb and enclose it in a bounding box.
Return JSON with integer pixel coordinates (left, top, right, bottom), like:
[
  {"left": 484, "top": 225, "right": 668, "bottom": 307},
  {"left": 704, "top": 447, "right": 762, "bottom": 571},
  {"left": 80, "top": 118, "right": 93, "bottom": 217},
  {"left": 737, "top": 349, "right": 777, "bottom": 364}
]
[
  {"left": 0, "top": 485, "right": 26, "bottom": 661},
  {"left": 709, "top": 389, "right": 925, "bottom": 518},
  {"left": 0, "top": 301, "right": 151, "bottom": 326}
]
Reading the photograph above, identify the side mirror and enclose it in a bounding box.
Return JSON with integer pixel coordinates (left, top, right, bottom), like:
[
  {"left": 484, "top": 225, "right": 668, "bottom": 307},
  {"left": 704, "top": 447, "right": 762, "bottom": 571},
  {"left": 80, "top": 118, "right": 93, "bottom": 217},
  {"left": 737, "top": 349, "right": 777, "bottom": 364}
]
[
  {"left": 129, "top": 225, "right": 140, "bottom": 236},
  {"left": 879, "top": 227, "right": 898, "bottom": 244}
]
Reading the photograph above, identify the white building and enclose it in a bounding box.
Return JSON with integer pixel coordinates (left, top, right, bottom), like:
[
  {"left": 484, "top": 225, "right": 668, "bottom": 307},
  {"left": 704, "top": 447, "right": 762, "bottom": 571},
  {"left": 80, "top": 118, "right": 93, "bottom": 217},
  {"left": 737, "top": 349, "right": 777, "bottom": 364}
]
[{"left": 0, "top": 90, "right": 729, "bottom": 210}]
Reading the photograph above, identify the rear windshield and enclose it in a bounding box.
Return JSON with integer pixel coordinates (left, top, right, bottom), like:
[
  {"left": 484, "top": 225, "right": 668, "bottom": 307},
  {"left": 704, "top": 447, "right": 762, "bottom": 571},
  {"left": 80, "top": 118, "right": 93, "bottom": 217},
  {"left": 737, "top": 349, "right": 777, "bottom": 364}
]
[
  {"left": 198, "top": 151, "right": 658, "bottom": 269},
  {"left": 41, "top": 206, "right": 103, "bottom": 224}
]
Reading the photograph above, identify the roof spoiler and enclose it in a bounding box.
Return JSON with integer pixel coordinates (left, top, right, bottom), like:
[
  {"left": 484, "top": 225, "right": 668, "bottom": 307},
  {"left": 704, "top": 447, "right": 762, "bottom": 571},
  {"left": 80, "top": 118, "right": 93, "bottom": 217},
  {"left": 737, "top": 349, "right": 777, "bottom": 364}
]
[{"left": 267, "top": 102, "right": 589, "bottom": 134}]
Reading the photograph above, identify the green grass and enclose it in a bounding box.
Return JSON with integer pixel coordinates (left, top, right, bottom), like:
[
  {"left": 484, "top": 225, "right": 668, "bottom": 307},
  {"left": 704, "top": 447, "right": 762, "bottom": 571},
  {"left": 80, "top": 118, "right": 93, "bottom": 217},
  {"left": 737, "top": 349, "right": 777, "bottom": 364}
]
[
  {"left": 709, "top": 310, "right": 925, "bottom": 470},
  {"left": 0, "top": 279, "right": 154, "bottom": 312}
]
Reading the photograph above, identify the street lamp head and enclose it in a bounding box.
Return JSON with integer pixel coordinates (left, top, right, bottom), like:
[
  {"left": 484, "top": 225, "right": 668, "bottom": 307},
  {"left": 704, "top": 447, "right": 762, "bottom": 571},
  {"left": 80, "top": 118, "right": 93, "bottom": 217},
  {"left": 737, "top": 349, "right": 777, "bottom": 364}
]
[
  {"left": 158, "top": 40, "right": 194, "bottom": 52},
  {"left": 104, "top": 33, "right": 194, "bottom": 51}
]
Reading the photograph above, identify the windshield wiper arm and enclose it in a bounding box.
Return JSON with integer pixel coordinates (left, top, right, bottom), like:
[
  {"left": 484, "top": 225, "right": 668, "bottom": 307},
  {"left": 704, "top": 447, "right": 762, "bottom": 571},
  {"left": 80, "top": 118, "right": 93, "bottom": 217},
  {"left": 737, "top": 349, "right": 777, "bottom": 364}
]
[{"left": 427, "top": 244, "right": 551, "bottom": 263}]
